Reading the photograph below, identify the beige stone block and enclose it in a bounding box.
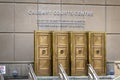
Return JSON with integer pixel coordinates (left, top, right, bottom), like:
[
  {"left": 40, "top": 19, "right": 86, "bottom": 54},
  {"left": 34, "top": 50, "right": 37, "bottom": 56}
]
[
  {"left": 0, "top": 3, "right": 14, "bottom": 32},
  {"left": 38, "top": 4, "right": 61, "bottom": 30},
  {"left": 61, "top": 5, "right": 85, "bottom": 19},
  {"left": 38, "top": 0, "right": 60, "bottom": 3},
  {"left": 15, "top": 34, "right": 34, "bottom": 61},
  {"left": 61, "top": 5, "right": 85, "bottom": 31},
  {"left": 0, "top": 33, "right": 14, "bottom": 61},
  {"left": 15, "top": 0, "right": 37, "bottom": 2},
  {"left": 85, "top": 6, "right": 105, "bottom": 31},
  {"left": 107, "top": 6, "right": 120, "bottom": 33},
  {"left": 84, "top": 0, "right": 105, "bottom": 4},
  {"left": 38, "top": 4, "right": 60, "bottom": 20},
  {"left": 106, "top": 0, "right": 120, "bottom": 5},
  {"left": 38, "top": 26, "right": 61, "bottom": 31},
  {"left": 15, "top": 4, "right": 37, "bottom": 32},
  {"left": 106, "top": 35, "right": 120, "bottom": 61},
  {"left": 62, "top": 0, "right": 84, "bottom": 4}
]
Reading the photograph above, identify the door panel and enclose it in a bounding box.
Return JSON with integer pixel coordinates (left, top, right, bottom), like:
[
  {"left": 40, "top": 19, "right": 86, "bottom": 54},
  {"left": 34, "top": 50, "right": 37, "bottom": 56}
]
[
  {"left": 58, "top": 59, "right": 68, "bottom": 69},
  {"left": 88, "top": 32, "right": 106, "bottom": 75},
  {"left": 57, "top": 35, "right": 68, "bottom": 45},
  {"left": 53, "top": 32, "right": 70, "bottom": 76},
  {"left": 93, "top": 47, "right": 102, "bottom": 57},
  {"left": 58, "top": 47, "right": 67, "bottom": 57},
  {"left": 71, "top": 32, "right": 88, "bottom": 76},
  {"left": 76, "top": 59, "right": 86, "bottom": 69},
  {"left": 38, "top": 35, "right": 49, "bottom": 45},
  {"left": 93, "top": 59, "right": 103, "bottom": 69},
  {"left": 34, "top": 31, "right": 52, "bottom": 76},
  {"left": 93, "top": 34, "right": 102, "bottom": 45},
  {"left": 75, "top": 47, "right": 85, "bottom": 57},
  {"left": 38, "top": 47, "right": 49, "bottom": 58}
]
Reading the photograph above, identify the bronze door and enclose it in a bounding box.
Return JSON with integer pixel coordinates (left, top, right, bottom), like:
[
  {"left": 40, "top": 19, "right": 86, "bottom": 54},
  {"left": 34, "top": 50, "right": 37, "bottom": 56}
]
[
  {"left": 88, "top": 32, "right": 106, "bottom": 75},
  {"left": 71, "top": 32, "right": 88, "bottom": 76},
  {"left": 53, "top": 32, "right": 70, "bottom": 76},
  {"left": 34, "top": 31, "right": 52, "bottom": 76}
]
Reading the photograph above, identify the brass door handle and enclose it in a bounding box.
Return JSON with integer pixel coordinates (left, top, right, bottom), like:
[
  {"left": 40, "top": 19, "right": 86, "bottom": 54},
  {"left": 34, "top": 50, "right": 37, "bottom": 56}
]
[
  {"left": 42, "top": 50, "right": 46, "bottom": 55},
  {"left": 78, "top": 50, "right": 82, "bottom": 54},
  {"left": 60, "top": 50, "right": 64, "bottom": 54},
  {"left": 96, "top": 50, "right": 99, "bottom": 54}
]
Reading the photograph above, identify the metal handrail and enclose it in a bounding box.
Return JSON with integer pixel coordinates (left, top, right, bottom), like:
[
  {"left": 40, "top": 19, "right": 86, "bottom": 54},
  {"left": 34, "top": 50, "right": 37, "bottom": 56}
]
[
  {"left": 0, "top": 71, "right": 4, "bottom": 80},
  {"left": 58, "top": 64, "right": 69, "bottom": 80},
  {"left": 113, "top": 64, "right": 120, "bottom": 80},
  {"left": 28, "top": 64, "right": 37, "bottom": 80},
  {"left": 88, "top": 64, "right": 99, "bottom": 80},
  {"left": 114, "top": 76, "right": 120, "bottom": 80}
]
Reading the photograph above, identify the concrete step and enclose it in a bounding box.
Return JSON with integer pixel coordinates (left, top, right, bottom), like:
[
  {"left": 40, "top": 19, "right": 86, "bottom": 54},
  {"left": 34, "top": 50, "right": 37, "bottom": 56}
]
[{"left": 5, "top": 79, "right": 32, "bottom": 80}]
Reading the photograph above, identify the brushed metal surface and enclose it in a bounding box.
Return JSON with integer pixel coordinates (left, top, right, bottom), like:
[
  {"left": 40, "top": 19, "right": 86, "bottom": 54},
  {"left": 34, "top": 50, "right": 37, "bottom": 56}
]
[
  {"left": 70, "top": 32, "right": 88, "bottom": 76},
  {"left": 88, "top": 32, "right": 106, "bottom": 76},
  {"left": 53, "top": 31, "right": 70, "bottom": 76},
  {"left": 34, "top": 31, "right": 52, "bottom": 76}
]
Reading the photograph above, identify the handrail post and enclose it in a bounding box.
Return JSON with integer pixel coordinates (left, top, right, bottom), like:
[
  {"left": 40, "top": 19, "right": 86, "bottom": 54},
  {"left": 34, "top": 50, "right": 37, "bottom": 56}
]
[
  {"left": 0, "top": 71, "right": 4, "bottom": 80},
  {"left": 88, "top": 64, "right": 99, "bottom": 80},
  {"left": 58, "top": 64, "right": 69, "bottom": 80},
  {"left": 28, "top": 64, "right": 37, "bottom": 80}
]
